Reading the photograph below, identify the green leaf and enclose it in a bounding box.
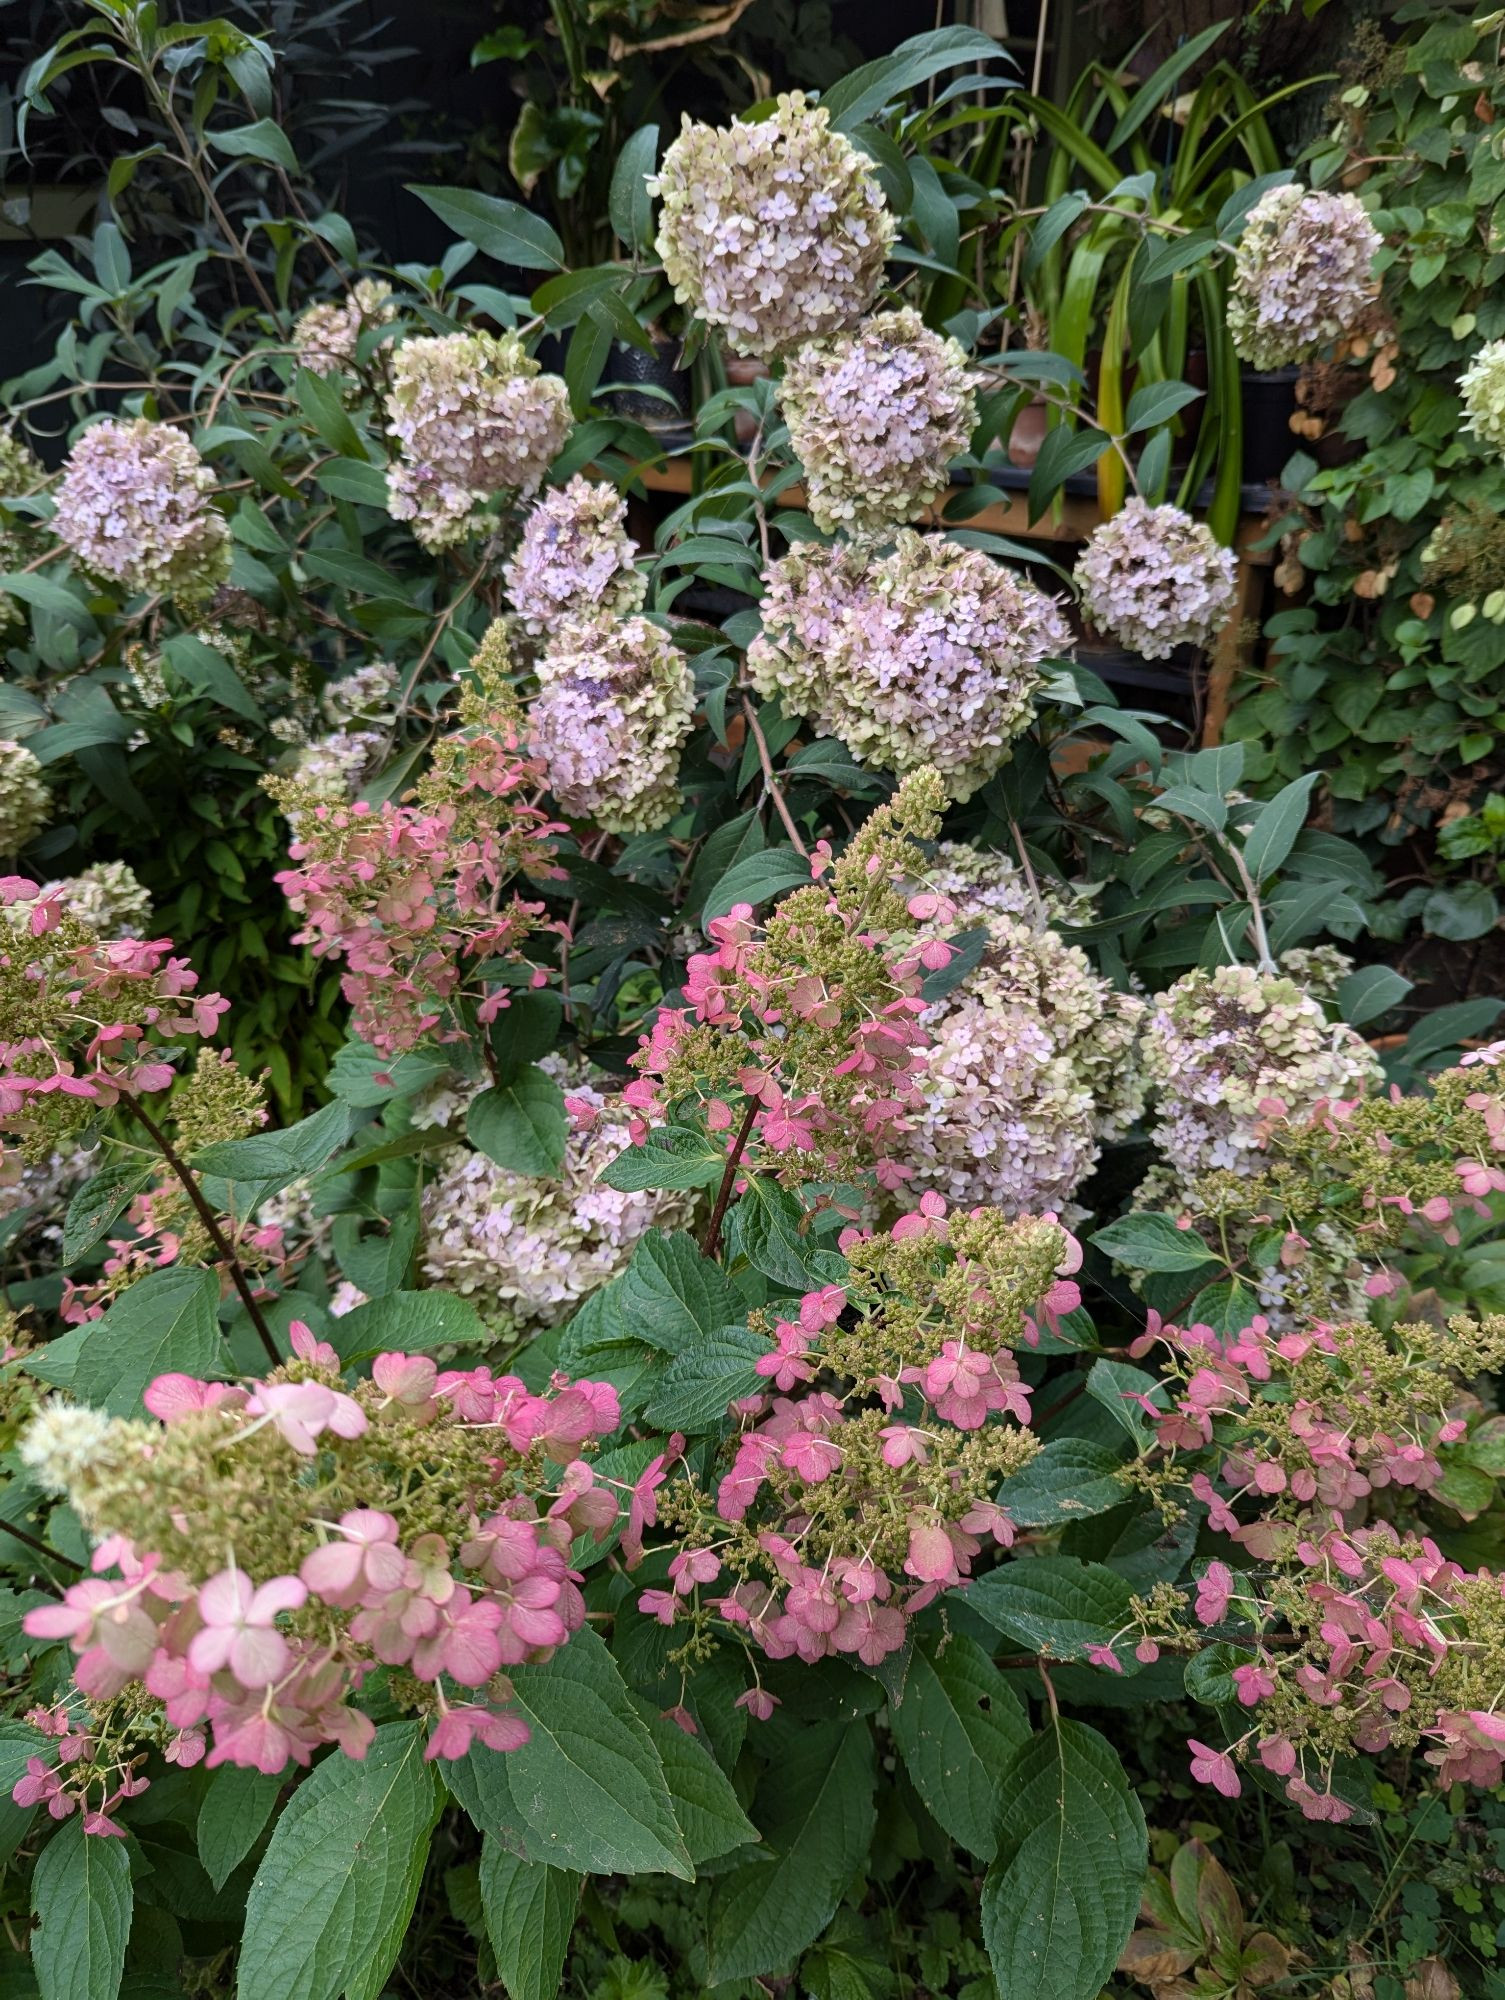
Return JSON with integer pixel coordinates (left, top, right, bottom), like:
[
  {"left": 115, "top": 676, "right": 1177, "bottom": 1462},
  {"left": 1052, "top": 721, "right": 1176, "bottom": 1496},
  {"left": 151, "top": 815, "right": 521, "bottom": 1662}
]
[
  {"left": 1241, "top": 772, "right": 1319, "bottom": 884},
  {"left": 566, "top": 310, "right": 614, "bottom": 417},
  {"left": 1106, "top": 20, "right": 1230, "bottom": 149},
  {"left": 707, "top": 1721, "right": 875, "bottom": 1982},
  {"left": 638, "top": 1702, "right": 758, "bottom": 1865},
  {"left": 315, "top": 458, "right": 390, "bottom": 505},
  {"left": 981, "top": 1718, "right": 1146, "bottom": 2000},
  {"left": 24, "top": 1266, "right": 226, "bottom": 1416},
  {"left": 459, "top": 1628, "right": 691, "bottom": 1878},
  {"left": 1337, "top": 963, "right": 1412, "bottom": 1028},
  {"left": 643, "top": 1325, "right": 767, "bottom": 1430},
  {"left": 196, "top": 1765, "right": 282, "bottom": 1891},
  {"left": 468, "top": 1067, "right": 568, "bottom": 1176},
  {"left": 211, "top": 118, "right": 298, "bottom": 170},
  {"left": 32, "top": 1816, "right": 133, "bottom": 2000},
  {"left": 1424, "top": 883, "right": 1499, "bottom": 942},
  {"left": 479, "top": 1846, "right": 580, "bottom": 2000},
  {"left": 823, "top": 26, "right": 1010, "bottom": 132},
  {"left": 1085, "top": 1358, "right": 1163, "bottom": 1446},
  {"left": 161, "top": 632, "right": 264, "bottom": 723},
  {"left": 327, "top": 1040, "right": 453, "bottom": 1107},
  {"left": 615, "top": 1231, "right": 741, "bottom": 1352},
  {"left": 966, "top": 1556, "right": 1137, "bottom": 1666},
  {"left": 995, "top": 1446, "right": 1130, "bottom": 1537},
  {"left": 1027, "top": 424, "right": 1110, "bottom": 522},
  {"left": 334, "top": 1288, "right": 484, "bottom": 1359},
  {"left": 609, "top": 123, "right": 659, "bottom": 251},
  {"left": 61, "top": 1159, "right": 157, "bottom": 1262},
  {"left": 1123, "top": 380, "right": 1203, "bottom": 434},
  {"left": 239, "top": 1722, "right": 443, "bottom": 2000},
  {"left": 193, "top": 1101, "right": 354, "bottom": 1187},
  {"left": 0, "top": 1721, "right": 45, "bottom": 1863},
  {"left": 293, "top": 365, "right": 366, "bottom": 459},
  {"left": 889, "top": 1632, "right": 1030, "bottom": 1860},
  {"left": 406, "top": 186, "right": 566, "bottom": 270},
  {"left": 702, "top": 847, "right": 812, "bottom": 923},
  {"left": 1091, "top": 1212, "right": 1221, "bottom": 1275},
  {"left": 599, "top": 1126, "right": 726, "bottom": 1194}
]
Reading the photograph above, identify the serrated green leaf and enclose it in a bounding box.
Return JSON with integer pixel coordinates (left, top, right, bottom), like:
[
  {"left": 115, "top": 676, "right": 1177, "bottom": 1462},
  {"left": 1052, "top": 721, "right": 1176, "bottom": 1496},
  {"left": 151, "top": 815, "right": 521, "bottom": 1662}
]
[
  {"left": 32, "top": 1816, "right": 133, "bottom": 2000},
  {"left": 239, "top": 1722, "right": 443, "bottom": 2000},
  {"left": 965, "top": 1556, "right": 1137, "bottom": 1666},
  {"left": 1091, "top": 1212, "right": 1221, "bottom": 1274},
  {"left": 334, "top": 1288, "right": 484, "bottom": 1360},
  {"left": 196, "top": 1765, "right": 282, "bottom": 1891},
  {"left": 889, "top": 1632, "right": 1029, "bottom": 1860},
  {"left": 643, "top": 1325, "right": 766, "bottom": 1430},
  {"left": 23, "top": 1266, "right": 226, "bottom": 1416},
  {"left": 61, "top": 1160, "right": 157, "bottom": 1263},
  {"left": 638, "top": 1701, "right": 758, "bottom": 1865},
  {"left": 599, "top": 1126, "right": 726, "bottom": 1194},
  {"left": 468, "top": 1067, "right": 567, "bottom": 1176},
  {"left": 478, "top": 1845, "right": 580, "bottom": 2000},
  {"left": 996, "top": 1440, "right": 1131, "bottom": 1527}
]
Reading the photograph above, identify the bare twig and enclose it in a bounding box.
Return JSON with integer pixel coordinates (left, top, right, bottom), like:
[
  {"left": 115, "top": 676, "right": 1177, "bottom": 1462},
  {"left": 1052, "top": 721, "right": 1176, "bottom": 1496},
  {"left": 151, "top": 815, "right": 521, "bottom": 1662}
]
[{"left": 700, "top": 1096, "right": 760, "bottom": 1261}]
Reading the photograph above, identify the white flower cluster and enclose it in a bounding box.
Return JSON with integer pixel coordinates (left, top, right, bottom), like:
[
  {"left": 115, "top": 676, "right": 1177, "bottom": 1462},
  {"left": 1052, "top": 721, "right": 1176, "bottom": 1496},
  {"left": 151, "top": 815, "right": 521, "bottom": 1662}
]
[
  {"left": 1073, "top": 499, "right": 1238, "bottom": 659},
  {"left": 43, "top": 862, "right": 152, "bottom": 936},
  {"left": 293, "top": 278, "right": 397, "bottom": 375},
  {"left": 0, "top": 739, "right": 50, "bottom": 855},
  {"left": 1228, "top": 184, "right": 1381, "bottom": 372},
  {"left": 651, "top": 92, "right": 894, "bottom": 360},
  {"left": 322, "top": 659, "right": 398, "bottom": 726},
  {"left": 52, "top": 418, "right": 231, "bottom": 606},
  {"left": 1141, "top": 963, "right": 1381, "bottom": 1197},
  {"left": 530, "top": 615, "right": 695, "bottom": 834},
  {"left": 921, "top": 839, "right": 1096, "bottom": 930},
  {"left": 1460, "top": 338, "right": 1505, "bottom": 456},
  {"left": 289, "top": 730, "right": 387, "bottom": 806},
  {"left": 748, "top": 531, "right": 1068, "bottom": 802},
  {"left": 384, "top": 332, "right": 571, "bottom": 551},
  {"left": 910, "top": 868, "right": 1145, "bottom": 1218},
  {"left": 778, "top": 308, "right": 976, "bottom": 534},
  {"left": 421, "top": 1060, "right": 694, "bottom": 1336},
  {"left": 503, "top": 476, "right": 646, "bottom": 634}
]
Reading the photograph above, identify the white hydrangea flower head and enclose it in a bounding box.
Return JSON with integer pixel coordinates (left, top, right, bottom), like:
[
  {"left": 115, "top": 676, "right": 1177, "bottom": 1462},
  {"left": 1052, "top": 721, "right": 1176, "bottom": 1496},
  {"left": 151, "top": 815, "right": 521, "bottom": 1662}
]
[
  {"left": 1227, "top": 184, "right": 1381, "bottom": 372},
  {"left": 503, "top": 476, "right": 646, "bottom": 634},
  {"left": 293, "top": 278, "right": 397, "bottom": 375},
  {"left": 778, "top": 308, "right": 977, "bottom": 534},
  {"left": 19, "top": 1401, "right": 120, "bottom": 1496},
  {"left": 288, "top": 728, "right": 387, "bottom": 807},
  {"left": 0, "top": 739, "right": 50, "bottom": 854},
  {"left": 910, "top": 907, "right": 1145, "bottom": 1218},
  {"left": 530, "top": 615, "right": 695, "bottom": 835},
  {"left": 53, "top": 418, "right": 231, "bottom": 606},
  {"left": 1141, "top": 962, "right": 1381, "bottom": 1196},
  {"left": 39, "top": 862, "right": 153, "bottom": 937},
  {"left": 922, "top": 840, "right": 1097, "bottom": 930},
  {"left": 747, "top": 531, "right": 1068, "bottom": 802},
  {"left": 651, "top": 91, "right": 895, "bottom": 360},
  {"left": 1074, "top": 499, "right": 1238, "bottom": 658},
  {"left": 384, "top": 332, "right": 571, "bottom": 551},
  {"left": 421, "top": 1058, "right": 694, "bottom": 1337},
  {"left": 1460, "top": 338, "right": 1505, "bottom": 456}
]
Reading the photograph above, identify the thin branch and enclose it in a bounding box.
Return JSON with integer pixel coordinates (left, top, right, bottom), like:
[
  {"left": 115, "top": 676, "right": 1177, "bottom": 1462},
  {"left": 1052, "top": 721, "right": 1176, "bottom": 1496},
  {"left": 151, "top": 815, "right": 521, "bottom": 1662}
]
[
  {"left": 120, "top": 1097, "right": 281, "bottom": 1366},
  {"left": 742, "top": 697, "right": 809, "bottom": 858},
  {"left": 0, "top": 1517, "right": 84, "bottom": 1575},
  {"left": 700, "top": 1096, "right": 760, "bottom": 1261}
]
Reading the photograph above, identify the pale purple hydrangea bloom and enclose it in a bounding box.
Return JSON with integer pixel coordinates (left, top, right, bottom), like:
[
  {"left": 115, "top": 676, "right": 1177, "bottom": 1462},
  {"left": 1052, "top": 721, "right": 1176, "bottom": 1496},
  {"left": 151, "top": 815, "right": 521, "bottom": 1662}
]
[
  {"left": 503, "top": 476, "right": 646, "bottom": 634},
  {"left": 778, "top": 308, "right": 977, "bottom": 534},
  {"left": 1141, "top": 962, "right": 1380, "bottom": 1195},
  {"left": 53, "top": 418, "right": 231, "bottom": 605},
  {"left": 910, "top": 896, "right": 1145, "bottom": 1219},
  {"left": 747, "top": 530, "right": 1069, "bottom": 802},
  {"left": 530, "top": 615, "right": 695, "bottom": 834},
  {"left": 385, "top": 332, "right": 571, "bottom": 551},
  {"left": 1074, "top": 499, "right": 1238, "bottom": 659},
  {"left": 1228, "top": 185, "right": 1381, "bottom": 372},
  {"left": 293, "top": 279, "right": 396, "bottom": 375},
  {"left": 651, "top": 92, "right": 894, "bottom": 360},
  {"left": 421, "top": 1060, "right": 694, "bottom": 1336}
]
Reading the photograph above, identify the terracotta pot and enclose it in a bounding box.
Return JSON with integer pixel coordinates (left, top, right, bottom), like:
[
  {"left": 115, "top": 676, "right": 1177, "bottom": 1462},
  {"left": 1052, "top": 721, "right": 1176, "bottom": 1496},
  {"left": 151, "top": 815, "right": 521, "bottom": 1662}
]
[{"left": 1006, "top": 396, "right": 1050, "bottom": 469}]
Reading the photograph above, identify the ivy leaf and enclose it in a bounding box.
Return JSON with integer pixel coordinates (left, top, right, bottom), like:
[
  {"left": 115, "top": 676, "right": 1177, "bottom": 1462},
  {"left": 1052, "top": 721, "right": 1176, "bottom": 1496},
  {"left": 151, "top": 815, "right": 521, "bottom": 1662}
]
[
  {"left": 478, "top": 1845, "right": 581, "bottom": 2000},
  {"left": 239, "top": 1721, "right": 443, "bottom": 2000},
  {"left": 468, "top": 1066, "right": 568, "bottom": 1176},
  {"left": 888, "top": 1631, "right": 1030, "bottom": 1860},
  {"left": 707, "top": 1720, "right": 875, "bottom": 1983},
  {"left": 32, "top": 1817, "right": 133, "bottom": 2000},
  {"left": 981, "top": 1718, "right": 1146, "bottom": 2000}
]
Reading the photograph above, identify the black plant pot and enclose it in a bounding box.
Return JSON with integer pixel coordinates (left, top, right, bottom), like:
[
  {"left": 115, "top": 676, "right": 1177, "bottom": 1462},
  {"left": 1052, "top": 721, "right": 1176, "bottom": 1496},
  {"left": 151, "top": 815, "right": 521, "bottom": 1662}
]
[
  {"left": 605, "top": 335, "right": 692, "bottom": 435},
  {"left": 1240, "top": 366, "right": 1302, "bottom": 487}
]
